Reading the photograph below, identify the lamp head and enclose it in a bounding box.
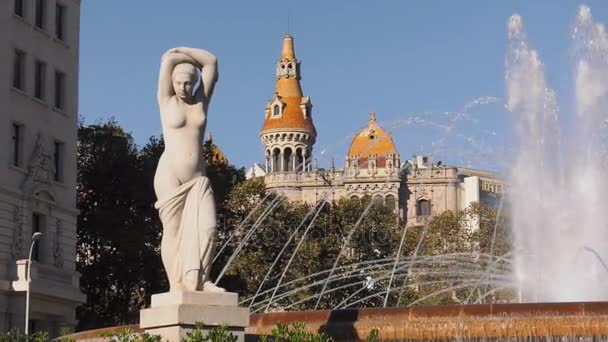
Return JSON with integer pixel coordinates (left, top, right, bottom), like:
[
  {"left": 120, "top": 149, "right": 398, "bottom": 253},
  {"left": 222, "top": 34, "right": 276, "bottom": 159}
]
[{"left": 32, "top": 232, "right": 42, "bottom": 241}]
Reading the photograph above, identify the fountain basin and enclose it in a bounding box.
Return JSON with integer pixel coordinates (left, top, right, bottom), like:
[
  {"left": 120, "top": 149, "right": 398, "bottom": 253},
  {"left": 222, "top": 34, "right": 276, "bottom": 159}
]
[{"left": 247, "top": 302, "right": 608, "bottom": 341}]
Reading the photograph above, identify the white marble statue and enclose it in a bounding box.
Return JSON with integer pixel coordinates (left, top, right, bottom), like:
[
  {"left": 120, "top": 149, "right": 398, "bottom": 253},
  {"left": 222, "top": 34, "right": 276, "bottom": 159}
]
[{"left": 154, "top": 47, "right": 225, "bottom": 292}]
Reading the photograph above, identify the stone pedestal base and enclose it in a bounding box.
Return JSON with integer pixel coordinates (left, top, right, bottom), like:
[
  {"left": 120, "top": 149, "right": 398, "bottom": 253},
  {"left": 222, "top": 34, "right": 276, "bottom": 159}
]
[{"left": 140, "top": 291, "right": 249, "bottom": 342}]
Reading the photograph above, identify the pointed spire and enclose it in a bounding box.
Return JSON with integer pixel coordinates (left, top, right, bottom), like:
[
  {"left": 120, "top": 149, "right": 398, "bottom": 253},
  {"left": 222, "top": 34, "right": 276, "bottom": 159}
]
[
  {"left": 206, "top": 132, "right": 213, "bottom": 142},
  {"left": 282, "top": 34, "right": 295, "bottom": 60},
  {"left": 369, "top": 112, "right": 377, "bottom": 124},
  {"left": 275, "top": 34, "right": 302, "bottom": 96},
  {"left": 261, "top": 34, "right": 316, "bottom": 138}
]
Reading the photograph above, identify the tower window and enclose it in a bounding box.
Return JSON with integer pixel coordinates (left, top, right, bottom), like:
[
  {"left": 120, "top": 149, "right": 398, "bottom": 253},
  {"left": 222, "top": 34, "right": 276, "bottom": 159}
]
[
  {"left": 32, "top": 213, "right": 44, "bottom": 261},
  {"left": 54, "top": 70, "right": 66, "bottom": 109},
  {"left": 13, "top": 49, "right": 25, "bottom": 90},
  {"left": 273, "top": 104, "right": 280, "bottom": 117},
  {"left": 385, "top": 195, "right": 396, "bottom": 209},
  {"left": 35, "top": 0, "right": 44, "bottom": 29},
  {"left": 11, "top": 123, "right": 24, "bottom": 167},
  {"left": 53, "top": 140, "right": 64, "bottom": 182},
  {"left": 417, "top": 199, "right": 431, "bottom": 216},
  {"left": 55, "top": 3, "right": 66, "bottom": 41},
  {"left": 14, "top": 0, "right": 24, "bottom": 17},
  {"left": 34, "top": 60, "right": 46, "bottom": 100}
]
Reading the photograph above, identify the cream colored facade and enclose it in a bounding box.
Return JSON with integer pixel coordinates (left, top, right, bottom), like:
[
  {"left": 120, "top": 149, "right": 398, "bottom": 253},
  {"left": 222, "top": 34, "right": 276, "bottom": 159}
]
[
  {"left": 251, "top": 35, "right": 503, "bottom": 227},
  {"left": 0, "top": 0, "right": 84, "bottom": 334}
]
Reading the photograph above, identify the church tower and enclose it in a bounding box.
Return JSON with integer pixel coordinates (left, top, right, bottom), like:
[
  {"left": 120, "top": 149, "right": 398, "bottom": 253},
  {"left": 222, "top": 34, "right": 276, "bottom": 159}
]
[{"left": 260, "top": 34, "right": 316, "bottom": 174}]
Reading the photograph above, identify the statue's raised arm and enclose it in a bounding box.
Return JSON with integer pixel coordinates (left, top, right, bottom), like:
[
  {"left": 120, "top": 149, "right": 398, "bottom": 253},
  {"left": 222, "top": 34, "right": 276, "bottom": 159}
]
[
  {"left": 157, "top": 49, "right": 197, "bottom": 105},
  {"left": 158, "top": 47, "right": 218, "bottom": 108}
]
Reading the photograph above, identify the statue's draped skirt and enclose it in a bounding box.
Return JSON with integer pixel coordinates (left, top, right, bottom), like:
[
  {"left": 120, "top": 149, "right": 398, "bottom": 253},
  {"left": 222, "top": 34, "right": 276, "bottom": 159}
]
[{"left": 155, "top": 176, "right": 216, "bottom": 290}]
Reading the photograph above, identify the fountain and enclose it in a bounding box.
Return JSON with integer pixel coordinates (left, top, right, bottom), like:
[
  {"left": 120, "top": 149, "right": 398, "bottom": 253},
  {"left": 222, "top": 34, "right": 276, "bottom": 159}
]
[
  {"left": 67, "top": 5, "right": 608, "bottom": 342},
  {"left": 242, "top": 5, "right": 608, "bottom": 340},
  {"left": 509, "top": 6, "right": 608, "bottom": 303}
]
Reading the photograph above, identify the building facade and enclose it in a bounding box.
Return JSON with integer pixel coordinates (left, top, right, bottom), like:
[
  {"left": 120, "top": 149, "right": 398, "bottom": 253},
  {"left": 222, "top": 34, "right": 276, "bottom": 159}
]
[
  {"left": 250, "top": 35, "right": 503, "bottom": 227},
  {"left": 0, "top": 0, "right": 84, "bottom": 334}
]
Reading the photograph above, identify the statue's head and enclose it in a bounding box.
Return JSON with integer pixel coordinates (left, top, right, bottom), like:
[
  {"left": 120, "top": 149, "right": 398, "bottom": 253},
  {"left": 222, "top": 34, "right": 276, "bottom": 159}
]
[{"left": 172, "top": 63, "right": 199, "bottom": 101}]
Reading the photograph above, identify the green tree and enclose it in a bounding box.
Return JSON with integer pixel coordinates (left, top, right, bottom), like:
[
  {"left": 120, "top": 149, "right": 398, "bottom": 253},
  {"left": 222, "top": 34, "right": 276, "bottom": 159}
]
[
  {"left": 217, "top": 183, "right": 402, "bottom": 312},
  {"left": 393, "top": 202, "right": 513, "bottom": 306},
  {"left": 76, "top": 120, "right": 157, "bottom": 329}
]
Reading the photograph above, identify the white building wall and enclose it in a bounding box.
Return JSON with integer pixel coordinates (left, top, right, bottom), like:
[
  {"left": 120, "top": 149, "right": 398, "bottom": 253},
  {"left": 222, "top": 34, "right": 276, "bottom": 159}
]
[
  {"left": 461, "top": 176, "right": 481, "bottom": 231},
  {"left": 462, "top": 176, "right": 480, "bottom": 210},
  {"left": 0, "top": 0, "right": 84, "bottom": 334}
]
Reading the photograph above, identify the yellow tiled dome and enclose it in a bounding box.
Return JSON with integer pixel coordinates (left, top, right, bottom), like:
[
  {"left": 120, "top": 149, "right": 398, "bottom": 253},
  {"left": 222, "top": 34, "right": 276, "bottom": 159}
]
[{"left": 347, "top": 112, "right": 398, "bottom": 167}]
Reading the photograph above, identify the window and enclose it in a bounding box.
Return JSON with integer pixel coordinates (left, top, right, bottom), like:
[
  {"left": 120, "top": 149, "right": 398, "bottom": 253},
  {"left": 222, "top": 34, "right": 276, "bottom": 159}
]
[
  {"left": 54, "top": 70, "right": 65, "bottom": 109},
  {"left": 11, "top": 123, "right": 24, "bottom": 167},
  {"left": 14, "top": 0, "right": 24, "bottom": 17},
  {"left": 34, "top": 60, "right": 46, "bottom": 100},
  {"left": 13, "top": 50, "right": 25, "bottom": 90},
  {"left": 32, "top": 213, "right": 43, "bottom": 261},
  {"left": 417, "top": 199, "right": 431, "bottom": 216},
  {"left": 35, "top": 0, "right": 44, "bottom": 29},
  {"left": 273, "top": 104, "right": 280, "bottom": 116},
  {"left": 385, "top": 195, "right": 396, "bottom": 209},
  {"left": 53, "top": 141, "right": 64, "bottom": 182},
  {"left": 55, "top": 3, "right": 66, "bottom": 40}
]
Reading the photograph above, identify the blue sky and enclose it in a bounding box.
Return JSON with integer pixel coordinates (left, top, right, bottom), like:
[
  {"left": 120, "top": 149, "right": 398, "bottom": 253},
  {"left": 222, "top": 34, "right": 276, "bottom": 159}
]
[{"left": 79, "top": 1, "right": 608, "bottom": 171}]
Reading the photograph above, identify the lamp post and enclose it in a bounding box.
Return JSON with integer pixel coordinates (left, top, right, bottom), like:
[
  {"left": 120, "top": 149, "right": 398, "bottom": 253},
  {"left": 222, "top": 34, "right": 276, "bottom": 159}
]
[{"left": 25, "top": 232, "right": 42, "bottom": 335}]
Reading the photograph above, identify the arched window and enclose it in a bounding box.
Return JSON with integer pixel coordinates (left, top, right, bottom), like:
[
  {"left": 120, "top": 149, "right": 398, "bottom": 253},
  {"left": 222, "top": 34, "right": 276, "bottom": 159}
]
[
  {"left": 385, "top": 195, "right": 396, "bottom": 209},
  {"left": 273, "top": 104, "right": 280, "bottom": 116},
  {"left": 417, "top": 199, "right": 431, "bottom": 216},
  {"left": 372, "top": 195, "right": 383, "bottom": 205},
  {"left": 284, "top": 148, "right": 293, "bottom": 172},
  {"left": 272, "top": 148, "right": 281, "bottom": 172},
  {"left": 295, "top": 148, "right": 304, "bottom": 172}
]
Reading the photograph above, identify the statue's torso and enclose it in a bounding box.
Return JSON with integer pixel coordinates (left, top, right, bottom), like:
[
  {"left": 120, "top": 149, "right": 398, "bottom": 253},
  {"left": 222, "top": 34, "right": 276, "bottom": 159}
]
[{"left": 160, "top": 96, "right": 207, "bottom": 183}]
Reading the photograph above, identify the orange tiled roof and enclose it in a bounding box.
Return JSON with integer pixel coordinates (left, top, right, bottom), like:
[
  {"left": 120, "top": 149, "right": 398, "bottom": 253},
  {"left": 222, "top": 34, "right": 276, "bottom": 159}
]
[
  {"left": 261, "top": 35, "right": 316, "bottom": 135},
  {"left": 261, "top": 96, "right": 316, "bottom": 133},
  {"left": 348, "top": 112, "right": 398, "bottom": 160}
]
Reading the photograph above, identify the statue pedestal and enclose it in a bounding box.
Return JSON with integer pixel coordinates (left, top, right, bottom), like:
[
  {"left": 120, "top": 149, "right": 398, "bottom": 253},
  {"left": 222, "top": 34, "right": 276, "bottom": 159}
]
[{"left": 140, "top": 291, "right": 249, "bottom": 342}]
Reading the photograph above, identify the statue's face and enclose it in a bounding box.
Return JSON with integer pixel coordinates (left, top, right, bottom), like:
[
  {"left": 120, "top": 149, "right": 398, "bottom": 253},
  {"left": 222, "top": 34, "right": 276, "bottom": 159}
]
[{"left": 173, "top": 72, "right": 195, "bottom": 101}]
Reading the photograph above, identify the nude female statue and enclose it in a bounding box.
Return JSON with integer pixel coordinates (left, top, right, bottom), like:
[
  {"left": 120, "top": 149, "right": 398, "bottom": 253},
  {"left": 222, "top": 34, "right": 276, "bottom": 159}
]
[{"left": 154, "top": 47, "right": 224, "bottom": 292}]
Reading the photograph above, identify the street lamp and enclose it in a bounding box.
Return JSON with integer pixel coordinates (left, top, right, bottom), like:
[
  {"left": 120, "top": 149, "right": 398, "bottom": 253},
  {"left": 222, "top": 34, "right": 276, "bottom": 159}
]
[{"left": 25, "top": 232, "right": 42, "bottom": 335}]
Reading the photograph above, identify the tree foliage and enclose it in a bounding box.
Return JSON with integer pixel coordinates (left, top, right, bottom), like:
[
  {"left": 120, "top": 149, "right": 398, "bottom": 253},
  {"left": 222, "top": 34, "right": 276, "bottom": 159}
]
[
  {"left": 77, "top": 120, "right": 162, "bottom": 329},
  {"left": 394, "top": 202, "right": 513, "bottom": 306},
  {"left": 214, "top": 180, "right": 402, "bottom": 312}
]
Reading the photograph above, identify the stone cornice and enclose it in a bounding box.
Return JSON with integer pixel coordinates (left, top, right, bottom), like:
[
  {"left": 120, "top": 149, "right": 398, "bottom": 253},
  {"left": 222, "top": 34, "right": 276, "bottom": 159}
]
[{"left": 0, "top": 184, "right": 79, "bottom": 216}]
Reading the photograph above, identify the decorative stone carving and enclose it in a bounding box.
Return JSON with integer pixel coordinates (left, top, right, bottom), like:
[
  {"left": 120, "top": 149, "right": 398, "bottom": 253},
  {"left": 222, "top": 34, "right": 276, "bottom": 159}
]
[
  {"left": 23, "top": 133, "right": 54, "bottom": 187},
  {"left": 20, "top": 133, "right": 57, "bottom": 203}
]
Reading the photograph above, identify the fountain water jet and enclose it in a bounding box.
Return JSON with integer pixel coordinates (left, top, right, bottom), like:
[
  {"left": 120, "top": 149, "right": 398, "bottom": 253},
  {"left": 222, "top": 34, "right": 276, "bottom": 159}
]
[{"left": 509, "top": 6, "right": 608, "bottom": 302}]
